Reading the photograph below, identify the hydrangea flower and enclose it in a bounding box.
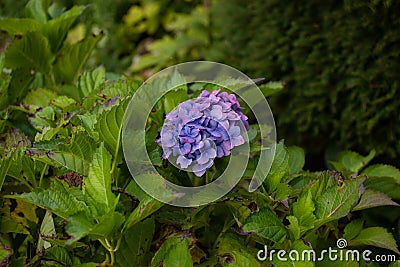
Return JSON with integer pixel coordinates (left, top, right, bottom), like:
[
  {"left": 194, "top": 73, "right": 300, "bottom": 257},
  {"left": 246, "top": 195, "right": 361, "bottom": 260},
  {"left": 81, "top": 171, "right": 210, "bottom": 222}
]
[{"left": 157, "top": 90, "right": 249, "bottom": 176}]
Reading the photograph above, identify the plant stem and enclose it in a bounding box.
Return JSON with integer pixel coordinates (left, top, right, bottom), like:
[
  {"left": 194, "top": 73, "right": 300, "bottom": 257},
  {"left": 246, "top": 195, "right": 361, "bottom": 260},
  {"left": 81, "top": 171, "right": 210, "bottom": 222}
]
[
  {"left": 109, "top": 249, "right": 116, "bottom": 266},
  {"left": 99, "top": 238, "right": 116, "bottom": 266}
]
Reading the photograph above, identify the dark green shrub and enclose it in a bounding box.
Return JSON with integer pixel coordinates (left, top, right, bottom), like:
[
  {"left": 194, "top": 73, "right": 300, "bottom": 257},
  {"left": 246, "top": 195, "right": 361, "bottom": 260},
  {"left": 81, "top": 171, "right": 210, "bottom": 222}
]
[{"left": 211, "top": 0, "right": 400, "bottom": 165}]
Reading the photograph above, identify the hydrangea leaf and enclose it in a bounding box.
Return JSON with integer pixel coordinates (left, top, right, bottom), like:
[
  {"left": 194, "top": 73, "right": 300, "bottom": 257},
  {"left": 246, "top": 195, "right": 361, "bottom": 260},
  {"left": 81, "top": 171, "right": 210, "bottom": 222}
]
[
  {"left": 116, "top": 217, "right": 155, "bottom": 267},
  {"left": 37, "top": 210, "right": 56, "bottom": 252},
  {"left": 315, "top": 177, "right": 366, "bottom": 225},
  {"left": 335, "top": 150, "right": 375, "bottom": 172},
  {"left": 0, "top": 151, "right": 14, "bottom": 191},
  {"left": 213, "top": 233, "right": 261, "bottom": 267},
  {"left": 242, "top": 207, "right": 287, "bottom": 243},
  {"left": 78, "top": 66, "right": 105, "bottom": 98},
  {"left": 364, "top": 176, "right": 400, "bottom": 200},
  {"left": 0, "top": 18, "right": 42, "bottom": 35},
  {"left": 349, "top": 227, "right": 400, "bottom": 255},
  {"left": 150, "top": 235, "right": 192, "bottom": 267},
  {"left": 83, "top": 143, "right": 116, "bottom": 217},
  {"left": 25, "top": 0, "right": 49, "bottom": 23},
  {"left": 8, "top": 179, "right": 88, "bottom": 218},
  {"left": 258, "top": 81, "right": 284, "bottom": 97},
  {"left": 265, "top": 143, "right": 289, "bottom": 193},
  {"left": 4, "top": 31, "right": 54, "bottom": 74},
  {"left": 287, "top": 146, "right": 305, "bottom": 175},
  {"left": 50, "top": 133, "right": 96, "bottom": 176},
  {"left": 124, "top": 195, "right": 163, "bottom": 230},
  {"left": 54, "top": 33, "right": 103, "bottom": 85},
  {"left": 96, "top": 98, "right": 129, "bottom": 157},
  {"left": 362, "top": 164, "right": 400, "bottom": 182},
  {"left": 43, "top": 247, "right": 74, "bottom": 266},
  {"left": 292, "top": 190, "right": 316, "bottom": 234},
  {"left": 353, "top": 189, "right": 399, "bottom": 211}
]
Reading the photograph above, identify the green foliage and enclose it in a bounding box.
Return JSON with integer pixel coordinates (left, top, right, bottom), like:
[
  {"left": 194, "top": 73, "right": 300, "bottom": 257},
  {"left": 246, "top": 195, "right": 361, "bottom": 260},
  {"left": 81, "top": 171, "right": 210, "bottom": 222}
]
[
  {"left": 211, "top": 0, "right": 400, "bottom": 164},
  {"left": 349, "top": 227, "right": 400, "bottom": 255},
  {"left": 242, "top": 207, "right": 287, "bottom": 243},
  {"left": 116, "top": 217, "right": 155, "bottom": 267},
  {"left": 84, "top": 143, "right": 116, "bottom": 217},
  {"left": 0, "top": 1, "right": 399, "bottom": 266},
  {"left": 0, "top": 0, "right": 102, "bottom": 102}
]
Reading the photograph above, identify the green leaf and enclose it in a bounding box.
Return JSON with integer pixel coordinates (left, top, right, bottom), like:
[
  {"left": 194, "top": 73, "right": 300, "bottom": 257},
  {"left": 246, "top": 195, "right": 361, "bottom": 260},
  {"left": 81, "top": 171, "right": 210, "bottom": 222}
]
[
  {"left": 242, "top": 207, "right": 287, "bottom": 243},
  {"left": 84, "top": 143, "right": 116, "bottom": 217},
  {"left": 349, "top": 227, "right": 400, "bottom": 255},
  {"left": 0, "top": 151, "right": 14, "bottom": 191},
  {"left": 78, "top": 66, "right": 106, "bottom": 98},
  {"left": 88, "top": 211, "right": 124, "bottom": 240},
  {"left": 213, "top": 233, "right": 261, "bottom": 267},
  {"left": 101, "top": 78, "right": 141, "bottom": 97},
  {"left": 96, "top": 98, "right": 129, "bottom": 157},
  {"left": 54, "top": 33, "right": 103, "bottom": 85},
  {"left": 125, "top": 180, "right": 147, "bottom": 201},
  {"left": 50, "top": 133, "right": 96, "bottom": 176},
  {"left": 78, "top": 113, "right": 99, "bottom": 140},
  {"left": 43, "top": 246, "right": 73, "bottom": 266},
  {"left": 9, "top": 179, "right": 88, "bottom": 218},
  {"left": 287, "top": 215, "right": 300, "bottom": 240},
  {"left": 124, "top": 195, "right": 164, "bottom": 230},
  {"left": 37, "top": 210, "right": 56, "bottom": 252},
  {"left": 315, "top": 177, "right": 366, "bottom": 224},
  {"left": 258, "top": 81, "right": 284, "bottom": 97},
  {"left": 24, "top": 88, "right": 58, "bottom": 107},
  {"left": 265, "top": 143, "right": 289, "bottom": 193},
  {"left": 336, "top": 150, "right": 375, "bottom": 172},
  {"left": 43, "top": 6, "right": 85, "bottom": 53},
  {"left": 4, "top": 32, "right": 54, "bottom": 74},
  {"left": 5, "top": 148, "right": 37, "bottom": 188},
  {"left": 151, "top": 235, "right": 192, "bottom": 267},
  {"left": 287, "top": 146, "right": 305, "bottom": 175},
  {"left": 353, "top": 189, "right": 399, "bottom": 211},
  {"left": 25, "top": 0, "right": 49, "bottom": 23},
  {"left": 116, "top": 217, "right": 155, "bottom": 267},
  {"left": 362, "top": 164, "right": 400, "bottom": 183},
  {"left": 292, "top": 190, "right": 316, "bottom": 234},
  {"left": 65, "top": 211, "right": 94, "bottom": 243},
  {"left": 274, "top": 183, "right": 291, "bottom": 201},
  {"left": 271, "top": 239, "right": 314, "bottom": 267},
  {"left": 315, "top": 253, "right": 359, "bottom": 267},
  {"left": 343, "top": 219, "right": 364, "bottom": 240},
  {"left": 307, "top": 171, "right": 340, "bottom": 200},
  {"left": 25, "top": 0, "right": 50, "bottom": 24},
  {"left": 67, "top": 212, "right": 125, "bottom": 244},
  {"left": 53, "top": 95, "right": 76, "bottom": 109},
  {"left": 364, "top": 176, "right": 400, "bottom": 200},
  {"left": 163, "top": 73, "right": 188, "bottom": 113},
  {"left": 8, "top": 68, "right": 36, "bottom": 103},
  {"left": 0, "top": 245, "right": 11, "bottom": 265},
  {"left": 0, "top": 18, "right": 42, "bottom": 35}
]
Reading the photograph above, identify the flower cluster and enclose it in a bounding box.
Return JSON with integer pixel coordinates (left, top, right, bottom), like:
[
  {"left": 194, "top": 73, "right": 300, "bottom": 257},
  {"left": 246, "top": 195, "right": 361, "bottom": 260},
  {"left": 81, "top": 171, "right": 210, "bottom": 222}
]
[{"left": 158, "top": 90, "right": 249, "bottom": 176}]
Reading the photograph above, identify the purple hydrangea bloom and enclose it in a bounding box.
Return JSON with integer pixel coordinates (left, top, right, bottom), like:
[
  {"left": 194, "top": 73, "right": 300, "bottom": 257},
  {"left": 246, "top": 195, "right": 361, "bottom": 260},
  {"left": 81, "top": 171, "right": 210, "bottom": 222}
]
[{"left": 158, "top": 90, "right": 248, "bottom": 176}]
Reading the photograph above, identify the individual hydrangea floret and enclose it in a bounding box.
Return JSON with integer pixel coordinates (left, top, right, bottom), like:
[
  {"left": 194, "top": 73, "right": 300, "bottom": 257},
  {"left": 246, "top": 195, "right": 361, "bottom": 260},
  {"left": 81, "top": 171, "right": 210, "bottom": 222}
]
[{"left": 157, "top": 89, "right": 249, "bottom": 176}]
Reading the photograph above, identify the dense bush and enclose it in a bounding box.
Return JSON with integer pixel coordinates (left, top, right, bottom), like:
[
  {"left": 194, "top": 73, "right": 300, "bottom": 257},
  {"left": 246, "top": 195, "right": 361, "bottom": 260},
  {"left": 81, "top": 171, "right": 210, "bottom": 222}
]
[{"left": 211, "top": 0, "right": 400, "bottom": 165}]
